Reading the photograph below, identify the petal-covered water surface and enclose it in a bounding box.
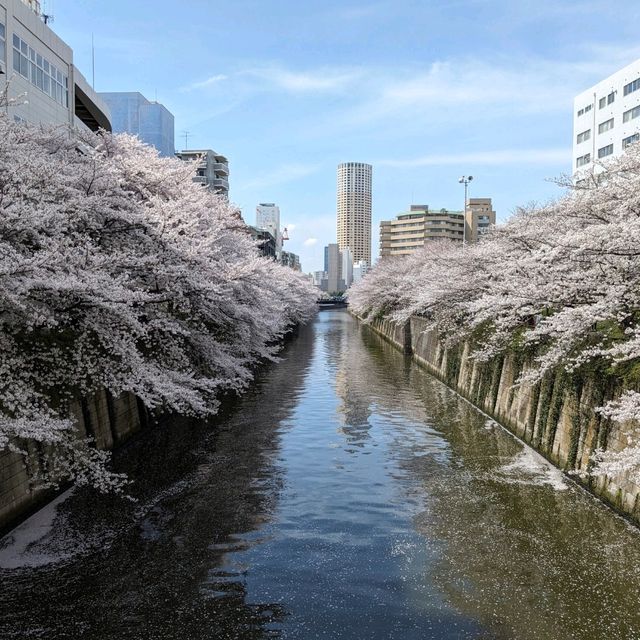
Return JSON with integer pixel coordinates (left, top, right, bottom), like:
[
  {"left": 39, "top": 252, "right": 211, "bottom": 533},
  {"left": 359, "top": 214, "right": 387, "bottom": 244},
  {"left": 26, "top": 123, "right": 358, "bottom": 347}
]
[{"left": 2, "top": 310, "right": 640, "bottom": 640}]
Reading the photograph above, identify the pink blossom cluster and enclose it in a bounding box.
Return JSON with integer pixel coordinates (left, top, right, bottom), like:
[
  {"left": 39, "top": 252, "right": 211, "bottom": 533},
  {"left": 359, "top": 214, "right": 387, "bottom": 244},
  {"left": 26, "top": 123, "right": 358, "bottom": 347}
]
[
  {"left": 0, "top": 114, "right": 317, "bottom": 491},
  {"left": 350, "top": 148, "right": 640, "bottom": 479}
]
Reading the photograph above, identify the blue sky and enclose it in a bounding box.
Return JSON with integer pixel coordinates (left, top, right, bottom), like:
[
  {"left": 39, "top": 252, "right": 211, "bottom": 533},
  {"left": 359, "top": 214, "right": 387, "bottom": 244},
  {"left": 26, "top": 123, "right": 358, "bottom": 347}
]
[{"left": 51, "top": 0, "right": 640, "bottom": 271}]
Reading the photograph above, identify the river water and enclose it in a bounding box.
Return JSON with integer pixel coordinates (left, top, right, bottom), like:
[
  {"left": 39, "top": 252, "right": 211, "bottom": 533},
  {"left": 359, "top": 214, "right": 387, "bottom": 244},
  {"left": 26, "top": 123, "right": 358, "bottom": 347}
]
[{"left": 2, "top": 310, "right": 640, "bottom": 639}]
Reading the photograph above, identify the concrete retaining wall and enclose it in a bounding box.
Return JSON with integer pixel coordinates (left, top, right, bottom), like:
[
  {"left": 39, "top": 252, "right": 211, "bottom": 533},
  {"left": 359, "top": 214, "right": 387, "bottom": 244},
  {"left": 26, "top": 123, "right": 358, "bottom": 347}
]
[
  {"left": 362, "top": 314, "right": 640, "bottom": 524},
  {"left": 0, "top": 391, "right": 145, "bottom": 533}
]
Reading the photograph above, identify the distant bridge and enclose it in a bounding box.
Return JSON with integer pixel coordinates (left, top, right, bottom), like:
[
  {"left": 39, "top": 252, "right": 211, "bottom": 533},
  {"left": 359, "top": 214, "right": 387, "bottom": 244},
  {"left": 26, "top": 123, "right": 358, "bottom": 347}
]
[{"left": 317, "top": 297, "right": 347, "bottom": 309}]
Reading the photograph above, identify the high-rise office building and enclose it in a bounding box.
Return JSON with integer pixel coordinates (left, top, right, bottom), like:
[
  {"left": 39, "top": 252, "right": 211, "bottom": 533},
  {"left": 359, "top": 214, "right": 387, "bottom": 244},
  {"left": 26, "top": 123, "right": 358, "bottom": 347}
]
[
  {"left": 573, "top": 58, "right": 640, "bottom": 176},
  {"left": 337, "top": 162, "right": 372, "bottom": 266},
  {"left": 0, "top": 0, "right": 110, "bottom": 131},
  {"left": 322, "top": 243, "right": 352, "bottom": 293},
  {"left": 100, "top": 92, "right": 175, "bottom": 157}
]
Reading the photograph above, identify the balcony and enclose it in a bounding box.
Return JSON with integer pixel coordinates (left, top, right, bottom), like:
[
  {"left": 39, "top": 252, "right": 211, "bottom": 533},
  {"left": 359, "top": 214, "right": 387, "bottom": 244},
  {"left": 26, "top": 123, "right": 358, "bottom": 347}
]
[
  {"left": 211, "top": 177, "right": 229, "bottom": 191},
  {"left": 212, "top": 162, "right": 229, "bottom": 175}
]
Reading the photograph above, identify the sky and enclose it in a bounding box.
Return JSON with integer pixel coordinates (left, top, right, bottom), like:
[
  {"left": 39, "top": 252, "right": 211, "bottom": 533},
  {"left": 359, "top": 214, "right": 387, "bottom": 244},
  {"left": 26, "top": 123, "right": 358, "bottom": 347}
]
[{"left": 48, "top": 0, "right": 640, "bottom": 272}]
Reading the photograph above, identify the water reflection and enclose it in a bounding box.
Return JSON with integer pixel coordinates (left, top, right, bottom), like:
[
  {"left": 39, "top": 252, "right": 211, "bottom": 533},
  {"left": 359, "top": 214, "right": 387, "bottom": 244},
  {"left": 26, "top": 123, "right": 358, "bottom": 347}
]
[
  {"left": 1, "top": 310, "right": 640, "bottom": 639},
  {"left": 352, "top": 320, "right": 640, "bottom": 640},
  {"left": 0, "top": 322, "right": 317, "bottom": 639}
]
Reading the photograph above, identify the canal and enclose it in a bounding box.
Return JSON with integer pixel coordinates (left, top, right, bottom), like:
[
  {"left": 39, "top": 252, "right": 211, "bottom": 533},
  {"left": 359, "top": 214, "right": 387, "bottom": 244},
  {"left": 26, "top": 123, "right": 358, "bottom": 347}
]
[{"left": 2, "top": 310, "right": 640, "bottom": 639}]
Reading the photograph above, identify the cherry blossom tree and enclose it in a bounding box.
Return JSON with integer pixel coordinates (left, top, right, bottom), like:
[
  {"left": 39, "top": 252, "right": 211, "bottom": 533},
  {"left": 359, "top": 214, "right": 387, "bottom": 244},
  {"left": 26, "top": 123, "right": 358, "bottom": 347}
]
[
  {"left": 350, "top": 146, "right": 640, "bottom": 478},
  {"left": 0, "top": 115, "right": 316, "bottom": 490}
]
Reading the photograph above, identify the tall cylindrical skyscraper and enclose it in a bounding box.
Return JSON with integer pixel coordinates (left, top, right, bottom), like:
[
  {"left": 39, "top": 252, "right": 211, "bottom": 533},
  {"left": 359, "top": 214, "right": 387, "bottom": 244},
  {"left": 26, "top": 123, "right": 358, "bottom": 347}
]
[{"left": 337, "top": 162, "right": 372, "bottom": 266}]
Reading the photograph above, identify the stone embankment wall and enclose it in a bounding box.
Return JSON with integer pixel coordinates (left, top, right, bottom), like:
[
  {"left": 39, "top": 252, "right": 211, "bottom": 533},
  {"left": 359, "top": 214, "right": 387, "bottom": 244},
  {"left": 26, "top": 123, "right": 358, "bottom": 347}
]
[
  {"left": 362, "top": 314, "right": 640, "bottom": 524},
  {"left": 0, "top": 392, "right": 145, "bottom": 533}
]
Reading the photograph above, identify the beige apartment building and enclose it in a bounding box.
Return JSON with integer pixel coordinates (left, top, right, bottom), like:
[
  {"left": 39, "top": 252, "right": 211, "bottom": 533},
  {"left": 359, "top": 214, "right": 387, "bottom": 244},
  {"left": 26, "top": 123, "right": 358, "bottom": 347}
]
[{"left": 380, "top": 198, "right": 495, "bottom": 258}]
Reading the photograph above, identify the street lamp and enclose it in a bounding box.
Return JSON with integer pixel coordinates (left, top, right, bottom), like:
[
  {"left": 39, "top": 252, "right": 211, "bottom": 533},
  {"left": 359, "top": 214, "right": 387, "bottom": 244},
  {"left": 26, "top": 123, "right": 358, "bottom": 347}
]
[{"left": 458, "top": 175, "right": 473, "bottom": 245}]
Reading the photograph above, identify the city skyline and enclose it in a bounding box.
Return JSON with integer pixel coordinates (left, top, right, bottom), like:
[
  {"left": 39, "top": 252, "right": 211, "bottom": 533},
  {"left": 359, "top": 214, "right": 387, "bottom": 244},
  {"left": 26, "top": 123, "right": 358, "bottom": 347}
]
[{"left": 48, "top": 0, "right": 640, "bottom": 271}]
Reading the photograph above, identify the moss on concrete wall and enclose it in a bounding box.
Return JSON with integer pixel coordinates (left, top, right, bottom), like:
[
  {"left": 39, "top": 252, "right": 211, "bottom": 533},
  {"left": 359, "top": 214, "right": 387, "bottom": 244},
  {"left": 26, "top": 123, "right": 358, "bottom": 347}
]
[{"left": 361, "top": 313, "right": 640, "bottom": 524}]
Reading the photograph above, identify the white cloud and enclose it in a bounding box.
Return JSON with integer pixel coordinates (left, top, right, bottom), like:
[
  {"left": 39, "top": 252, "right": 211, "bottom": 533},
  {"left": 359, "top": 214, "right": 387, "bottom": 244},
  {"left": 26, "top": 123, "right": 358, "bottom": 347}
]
[
  {"left": 180, "top": 74, "right": 228, "bottom": 92},
  {"left": 303, "top": 237, "right": 318, "bottom": 246},
  {"left": 379, "top": 148, "right": 570, "bottom": 168},
  {"left": 240, "top": 164, "right": 320, "bottom": 191},
  {"left": 244, "top": 66, "right": 360, "bottom": 93},
  {"left": 287, "top": 223, "right": 297, "bottom": 232}
]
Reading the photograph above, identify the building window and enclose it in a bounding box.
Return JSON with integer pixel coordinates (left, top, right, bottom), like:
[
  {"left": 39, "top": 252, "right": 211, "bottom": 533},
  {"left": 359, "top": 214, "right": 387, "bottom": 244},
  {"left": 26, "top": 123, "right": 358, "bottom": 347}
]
[
  {"left": 623, "top": 133, "right": 640, "bottom": 149},
  {"left": 576, "top": 129, "right": 591, "bottom": 144},
  {"left": 598, "top": 144, "right": 613, "bottom": 158},
  {"left": 623, "top": 106, "right": 640, "bottom": 123},
  {"left": 598, "top": 118, "right": 614, "bottom": 133},
  {"left": 624, "top": 78, "right": 640, "bottom": 96},
  {"left": 598, "top": 92, "right": 615, "bottom": 108},
  {"left": 576, "top": 153, "right": 591, "bottom": 168},
  {"left": 12, "top": 34, "right": 68, "bottom": 108}
]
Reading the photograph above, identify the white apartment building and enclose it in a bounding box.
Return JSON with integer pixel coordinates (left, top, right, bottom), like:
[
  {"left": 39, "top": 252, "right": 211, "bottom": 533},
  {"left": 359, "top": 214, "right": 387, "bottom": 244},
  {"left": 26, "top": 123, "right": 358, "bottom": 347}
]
[
  {"left": 337, "top": 162, "right": 372, "bottom": 266},
  {"left": 0, "top": 0, "right": 110, "bottom": 131},
  {"left": 573, "top": 58, "right": 640, "bottom": 176}
]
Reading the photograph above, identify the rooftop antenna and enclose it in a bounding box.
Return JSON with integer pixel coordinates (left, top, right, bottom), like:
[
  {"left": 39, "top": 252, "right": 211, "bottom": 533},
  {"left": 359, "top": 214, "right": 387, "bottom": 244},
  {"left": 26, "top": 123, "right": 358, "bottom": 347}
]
[
  {"left": 182, "top": 130, "right": 190, "bottom": 150},
  {"left": 41, "top": 0, "right": 54, "bottom": 24}
]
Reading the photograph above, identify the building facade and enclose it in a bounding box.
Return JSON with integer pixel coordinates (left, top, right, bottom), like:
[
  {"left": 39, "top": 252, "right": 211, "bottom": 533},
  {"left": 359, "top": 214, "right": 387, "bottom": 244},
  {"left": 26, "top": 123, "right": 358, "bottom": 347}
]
[
  {"left": 466, "top": 198, "right": 495, "bottom": 241},
  {"left": 380, "top": 199, "right": 495, "bottom": 258},
  {"left": 573, "top": 58, "right": 640, "bottom": 176},
  {"left": 175, "top": 149, "right": 229, "bottom": 198},
  {"left": 0, "top": 0, "right": 110, "bottom": 131},
  {"left": 341, "top": 246, "right": 353, "bottom": 290},
  {"left": 281, "top": 250, "right": 301, "bottom": 271},
  {"left": 337, "top": 162, "right": 372, "bottom": 266},
  {"left": 247, "top": 225, "right": 276, "bottom": 259},
  {"left": 324, "top": 243, "right": 343, "bottom": 293},
  {"left": 352, "top": 260, "right": 369, "bottom": 284},
  {"left": 322, "top": 243, "right": 353, "bottom": 293},
  {"left": 99, "top": 92, "right": 174, "bottom": 157},
  {"left": 256, "top": 203, "right": 282, "bottom": 258},
  {"left": 312, "top": 270, "right": 326, "bottom": 287}
]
